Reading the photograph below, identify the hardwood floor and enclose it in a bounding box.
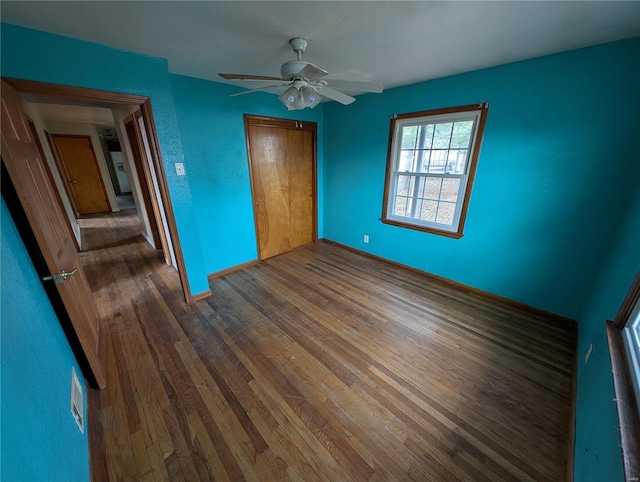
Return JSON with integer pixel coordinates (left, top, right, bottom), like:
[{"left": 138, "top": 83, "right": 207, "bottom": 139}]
[{"left": 81, "top": 211, "right": 576, "bottom": 481}]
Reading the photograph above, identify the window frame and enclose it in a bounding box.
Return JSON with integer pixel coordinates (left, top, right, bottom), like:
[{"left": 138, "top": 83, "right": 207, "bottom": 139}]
[
  {"left": 381, "top": 103, "right": 489, "bottom": 238},
  {"left": 622, "top": 298, "right": 640, "bottom": 413},
  {"left": 607, "top": 270, "right": 640, "bottom": 480}
]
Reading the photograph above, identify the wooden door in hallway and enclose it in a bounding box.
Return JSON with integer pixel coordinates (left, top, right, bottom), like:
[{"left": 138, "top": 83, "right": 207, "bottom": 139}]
[
  {"left": 51, "top": 134, "right": 111, "bottom": 216},
  {"left": 1, "top": 80, "right": 106, "bottom": 388},
  {"left": 245, "top": 115, "right": 316, "bottom": 260}
]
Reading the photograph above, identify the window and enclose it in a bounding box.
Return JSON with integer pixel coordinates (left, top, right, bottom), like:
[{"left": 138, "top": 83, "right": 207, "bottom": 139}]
[
  {"left": 623, "top": 296, "right": 640, "bottom": 414},
  {"left": 607, "top": 271, "right": 640, "bottom": 480},
  {"left": 382, "top": 103, "right": 489, "bottom": 238}
]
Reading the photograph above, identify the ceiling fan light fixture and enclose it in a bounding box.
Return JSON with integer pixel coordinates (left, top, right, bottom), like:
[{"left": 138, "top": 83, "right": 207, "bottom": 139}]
[
  {"left": 293, "top": 92, "right": 306, "bottom": 110},
  {"left": 301, "top": 86, "right": 321, "bottom": 109},
  {"left": 279, "top": 86, "right": 299, "bottom": 108},
  {"left": 279, "top": 84, "right": 319, "bottom": 111}
]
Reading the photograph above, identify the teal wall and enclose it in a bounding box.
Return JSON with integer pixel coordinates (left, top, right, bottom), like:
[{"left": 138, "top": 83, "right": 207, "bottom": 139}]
[
  {"left": 323, "top": 37, "right": 640, "bottom": 321},
  {"left": 0, "top": 23, "right": 209, "bottom": 295},
  {"left": 574, "top": 183, "right": 640, "bottom": 481},
  {"left": 170, "top": 74, "right": 324, "bottom": 275},
  {"left": 1, "top": 200, "right": 90, "bottom": 481}
]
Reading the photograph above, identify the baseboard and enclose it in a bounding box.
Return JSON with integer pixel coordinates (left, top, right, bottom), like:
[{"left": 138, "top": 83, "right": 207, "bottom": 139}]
[
  {"left": 189, "top": 289, "right": 212, "bottom": 303},
  {"left": 207, "top": 259, "right": 260, "bottom": 281},
  {"left": 319, "top": 238, "right": 577, "bottom": 330}
]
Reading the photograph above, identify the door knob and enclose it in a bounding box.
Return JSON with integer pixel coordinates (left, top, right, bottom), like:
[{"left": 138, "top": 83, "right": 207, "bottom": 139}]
[
  {"left": 42, "top": 268, "right": 78, "bottom": 285},
  {"left": 70, "top": 180, "right": 78, "bottom": 184}
]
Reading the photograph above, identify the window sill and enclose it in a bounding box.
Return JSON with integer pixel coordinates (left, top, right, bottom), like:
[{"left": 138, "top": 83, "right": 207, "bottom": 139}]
[
  {"left": 606, "top": 321, "right": 640, "bottom": 481},
  {"left": 380, "top": 217, "right": 463, "bottom": 239}
]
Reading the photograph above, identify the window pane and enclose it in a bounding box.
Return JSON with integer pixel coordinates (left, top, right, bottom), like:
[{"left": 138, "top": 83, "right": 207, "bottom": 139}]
[
  {"left": 436, "top": 202, "right": 456, "bottom": 225},
  {"left": 396, "top": 175, "right": 411, "bottom": 196},
  {"left": 432, "top": 122, "right": 453, "bottom": 148},
  {"left": 419, "top": 200, "right": 438, "bottom": 222},
  {"left": 401, "top": 125, "right": 418, "bottom": 149},
  {"left": 394, "top": 196, "right": 409, "bottom": 216},
  {"left": 441, "top": 178, "right": 460, "bottom": 202},
  {"left": 426, "top": 149, "right": 443, "bottom": 173},
  {"left": 450, "top": 121, "right": 473, "bottom": 148},
  {"left": 417, "top": 153, "right": 429, "bottom": 173},
  {"left": 416, "top": 176, "right": 427, "bottom": 198},
  {"left": 399, "top": 150, "right": 417, "bottom": 172},
  {"left": 446, "top": 149, "right": 468, "bottom": 174},
  {"left": 420, "top": 124, "right": 434, "bottom": 149},
  {"left": 425, "top": 177, "right": 442, "bottom": 200}
]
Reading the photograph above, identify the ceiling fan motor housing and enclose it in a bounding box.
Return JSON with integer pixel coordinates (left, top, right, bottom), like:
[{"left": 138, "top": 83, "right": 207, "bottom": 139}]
[{"left": 281, "top": 60, "right": 311, "bottom": 80}]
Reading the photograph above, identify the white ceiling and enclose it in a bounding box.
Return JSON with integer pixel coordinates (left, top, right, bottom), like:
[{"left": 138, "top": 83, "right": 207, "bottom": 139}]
[
  {"left": 26, "top": 103, "right": 115, "bottom": 125},
  {"left": 2, "top": 1, "right": 640, "bottom": 93}
]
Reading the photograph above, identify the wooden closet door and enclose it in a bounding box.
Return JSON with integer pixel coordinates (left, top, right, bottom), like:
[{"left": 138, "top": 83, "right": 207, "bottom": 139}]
[
  {"left": 245, "top": 116, "right": 316, "bottom": 260},
  {"left": 288, "top": 128, "right": 314, "bottom": 248}
]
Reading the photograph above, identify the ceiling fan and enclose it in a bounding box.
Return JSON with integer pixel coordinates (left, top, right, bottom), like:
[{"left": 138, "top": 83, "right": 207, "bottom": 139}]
[{"left": 219, "top": 38, "right": 384, "bottom": 110}]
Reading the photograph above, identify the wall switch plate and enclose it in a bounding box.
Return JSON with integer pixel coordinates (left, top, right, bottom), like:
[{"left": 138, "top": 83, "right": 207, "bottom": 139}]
[
  {"left": 364, "top": 235, "right": 369, "bottom": 243},
  {"left": 585, "top": 343, "right": 593, "bottom": 364},
  {"left": 174, "top": 162, "right": 186, "bottom": 176}
]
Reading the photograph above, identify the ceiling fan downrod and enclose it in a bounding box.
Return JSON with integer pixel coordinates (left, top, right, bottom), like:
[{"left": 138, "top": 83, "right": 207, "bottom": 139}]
[{"left": 289, "top": 38, "right": 308, "bottom": 61}]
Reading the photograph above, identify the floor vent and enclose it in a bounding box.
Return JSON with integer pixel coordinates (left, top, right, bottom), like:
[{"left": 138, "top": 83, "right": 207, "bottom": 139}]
[{"left": 70, "top": 367, "right": 84, "bottom": 434}]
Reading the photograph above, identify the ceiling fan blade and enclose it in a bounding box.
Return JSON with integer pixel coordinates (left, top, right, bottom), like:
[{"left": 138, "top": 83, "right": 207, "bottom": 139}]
[
  {"left": 320, "top": 87, "right": 356, "bottom": 105},
  {"left": 297, "top": 64, "right": 328, "bottom": 81},
  {"left": 219, "top": 73, "right": 285, "bottom": 82},
  {"left": 229, "top": 84, "right": 287, "bottom": 97},
  {"left": 324, "top": 79, "right": 384, "bottom": 93}
]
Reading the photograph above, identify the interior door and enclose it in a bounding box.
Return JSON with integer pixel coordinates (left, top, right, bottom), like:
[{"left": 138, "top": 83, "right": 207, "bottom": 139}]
[
  {"left": 51, "top": 134, "right": 111, "bottom": 216},
  {"left": 245, "top": 116, "right": 316, "bottom": 259},
  {"left": 1, "top": 80, "right": 107, "bottom": 389}
]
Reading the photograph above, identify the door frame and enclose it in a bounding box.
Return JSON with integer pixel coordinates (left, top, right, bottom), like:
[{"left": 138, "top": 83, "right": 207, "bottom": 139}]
[
  {"left": 244, "top": 114, "right": 318, "bottom": 260},
  {"left": 123, "top": 113, "right": 162, "bottom": 250},
  {"left": 2, "top": 77, "right": 195, "bottom": 303}
]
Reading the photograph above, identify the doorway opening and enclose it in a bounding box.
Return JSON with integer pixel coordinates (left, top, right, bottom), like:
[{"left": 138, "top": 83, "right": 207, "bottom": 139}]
[
  {"left": 95, "top": 125, "right": 136, "bottom": 210},
  {"left": 3, "top": 77, "right": 192, "bottom": 302}
]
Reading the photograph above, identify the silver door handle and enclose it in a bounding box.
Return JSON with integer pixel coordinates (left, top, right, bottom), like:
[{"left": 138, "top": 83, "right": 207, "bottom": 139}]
[{"left": 42, "top": 268, "right": 77, "bottom": 284}]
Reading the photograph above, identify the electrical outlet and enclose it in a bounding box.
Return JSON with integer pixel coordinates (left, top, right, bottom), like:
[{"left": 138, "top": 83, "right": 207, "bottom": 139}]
[
  {"left": 363, "top": 234, "right": 369, "bottom": 243},
  {"left": 585, "top": 343, "right": 593, "bottom": 364},
  {"left": 174, "top": 162, "right": 186, "bottom": 176}
]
